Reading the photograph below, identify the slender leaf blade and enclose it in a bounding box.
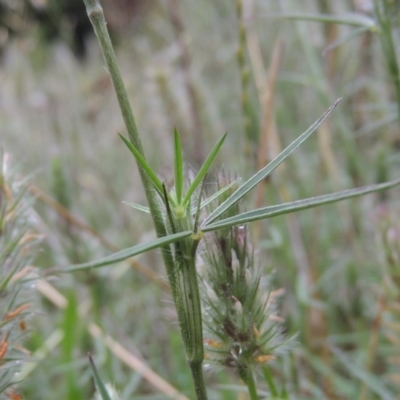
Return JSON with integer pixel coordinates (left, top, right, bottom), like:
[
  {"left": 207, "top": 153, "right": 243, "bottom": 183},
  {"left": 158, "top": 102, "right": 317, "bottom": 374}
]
[
  {"left": 183, "top": 133, "right": 227, "bottom": 206},
  {"left": 277, "top": 13, "right": 376, "bottom": 28},
  {"left": 174, "top": 129, "right": 184, "bottom": 204},
  {"left": 202, "top": 179, "right": 400, "bottom": 232},
  {"left": 203, "top": 100, "right": 341, "bottom": 226},
  {"left": 123, "top": 201, "right": 150, "bottom": 213},
  {"left": 59, "top": 231, "right": 192, "bottom": 272},
  {"left": 88, "top": 354, "right": 113, "bottom": 400},
  {"left": 262, "top": 366, "right": 279, "bottom": 397},
  {"left": 119, "top": 134, "right": 164, "bottom": 196},
  {"left": 195, "top": 178, "right": 241, "bottom": 214}
]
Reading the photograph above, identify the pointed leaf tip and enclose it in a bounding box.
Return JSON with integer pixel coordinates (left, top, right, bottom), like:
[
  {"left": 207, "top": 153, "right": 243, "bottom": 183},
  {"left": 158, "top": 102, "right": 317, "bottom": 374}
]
[
  {"left": 203, "top": 178, "right": 400, "bottom": 232},
  {"left": 183, "top": 132, "right": 227, "bottom": 206},
  {"left": 119, "top": 134, "right": 164, "bottom": 197},
  {"left": 58, "top": 231, "right": 193, "bottom": 272},
  {"left": 203, "top": 101, "right": 341, "bottom": 225}
]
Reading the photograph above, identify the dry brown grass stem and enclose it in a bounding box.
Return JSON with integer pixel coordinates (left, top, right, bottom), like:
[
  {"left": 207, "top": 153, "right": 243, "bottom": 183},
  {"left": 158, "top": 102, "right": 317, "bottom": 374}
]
[
  {"left": 252, "top": 40, "right": 284, "bottom": 242},
  {"left": 29, "top": 185, "right": 170, "bottom": 292},
  {"left": 246, "top": 26, "right": 311, "bottom": 283},
  {"left": 256, "top": 40, "right": 284, "bottom": 174},
  {"left": 247, "top": 32, "right": 311, "bottom": 283},
  {"left": 166, "top": 0, "right": 204, "bottom": 166},
  {"left": 36, "top": 279, "right": 188, "bottom": 400},
  {"left": 317, "top": 119, "right": 359, "bottom": 252}
]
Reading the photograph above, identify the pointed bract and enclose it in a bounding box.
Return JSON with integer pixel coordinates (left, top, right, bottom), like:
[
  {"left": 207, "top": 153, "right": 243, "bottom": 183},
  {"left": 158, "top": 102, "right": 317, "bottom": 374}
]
[{"left": 183, "top": 133, "right": 227, "bottom": 206}]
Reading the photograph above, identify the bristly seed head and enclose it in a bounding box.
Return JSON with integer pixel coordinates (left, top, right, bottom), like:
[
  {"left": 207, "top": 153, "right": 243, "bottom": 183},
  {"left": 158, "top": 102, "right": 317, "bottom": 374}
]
[
  {"left": 0, "top": 153, "right": 39, "bottom": 395},
  {"left": 200, "top": 174, "right": 290, "bottom": 373}
]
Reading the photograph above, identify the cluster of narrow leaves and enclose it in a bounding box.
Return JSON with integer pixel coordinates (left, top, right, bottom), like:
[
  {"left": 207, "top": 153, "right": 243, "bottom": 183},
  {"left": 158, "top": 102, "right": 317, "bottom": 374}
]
[
  {"left": 0, "top": 151, "right": 40, "bottom": 399},
  {"left": 62, "top": 99, "right": 400, "bottom": 276}
]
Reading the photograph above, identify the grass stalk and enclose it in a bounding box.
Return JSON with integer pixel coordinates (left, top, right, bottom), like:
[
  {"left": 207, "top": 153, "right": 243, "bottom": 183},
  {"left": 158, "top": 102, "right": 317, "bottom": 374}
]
[
  {"left": 82, "top": 2, "right": 208, "bottom": 398},
  {"left": 174, "top": 248, "right": 207, "bottom": 399},
  {"left": 253, "top": 39, "right": 284, "bottom": 242},
  {"left": 166, "top": 0, "right": 205, "bottom": 166},
  {"left": 81, "top": 0, "right": 177, "bottom": 290},
  {"left": 239, "top": 367, "right": 259, "bottom": 400}
]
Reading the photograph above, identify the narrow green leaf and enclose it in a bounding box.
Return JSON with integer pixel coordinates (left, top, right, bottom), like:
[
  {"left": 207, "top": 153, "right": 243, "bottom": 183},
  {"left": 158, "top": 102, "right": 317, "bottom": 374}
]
[
  {"left": 122, "top": 201, "right": 150, "bottom": 213},
  {"left": 62, "top": 292, "right": 84, "bottom": 400},
  {"left": 119, "top": 134, "right": 164, "bottom": 196},
  {"left": 59, "top": 231, "right": 192, "bottom": 272},
  {"left": 193, "top": 175, "right": 207, "bottom": 234},
  {"left": 196, "top": 178, "right": 241, "bottom": 213},
  {"left": 183, "top": 133, "right": 227, "bottom": 206},
  {"left": 174, "top": 129, "right": 184, "bottom": 204},
  {"left": 202, "top": 179, "right": 400, "bottom": 232},
  {"left": 262, "top": 366, "right": 279, "bottom": 397},
  {"left": 88, "top": 354, "right": 113, "bottom": 400},
  {"left": 203, "top": 100, "right": 341, "bottom": 226},
  {"left": 278, "top": 13, "right": 376, "bottom": 28}
]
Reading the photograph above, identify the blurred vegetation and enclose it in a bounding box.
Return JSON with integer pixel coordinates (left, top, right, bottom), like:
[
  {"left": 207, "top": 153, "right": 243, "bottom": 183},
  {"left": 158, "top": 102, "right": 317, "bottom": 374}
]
[{"left": 1, "top": 0, "right": 400, "bottom": 398}]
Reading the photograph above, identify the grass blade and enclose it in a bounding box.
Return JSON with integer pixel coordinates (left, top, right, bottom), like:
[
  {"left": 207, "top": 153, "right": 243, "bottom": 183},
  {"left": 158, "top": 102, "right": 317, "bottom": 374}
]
[
  {"left": 119, "top": 134, "right": 164, "bottom": 197},
  {"left": 58, "top": 231, "right": 192, "bottom": 272},
  {"left": 174, "top": 129, "right": 184, "bottom": 204},
  {"left": 196, "top": 178, "right": 241, "bottom": 213},
  {"left": 182, "top": 133, "right": 227, "bottom": 206},
  {"left": 123, "top": 201, "right": 150, "bottom": 214},
  {"left": 262, "top": 366, "right": 279, "bottom": 397},
  {"left": 276, "top": 13, "right": 376, "bottom": 28},
  {"left": 202, "top": 179, "right": 400, "bottom": 232},
  {"left": 203, "top": 100, "right": 341, "bottom": 226},
  {"left": 88, "top": 354, "right": 113, "bottom": 400}
]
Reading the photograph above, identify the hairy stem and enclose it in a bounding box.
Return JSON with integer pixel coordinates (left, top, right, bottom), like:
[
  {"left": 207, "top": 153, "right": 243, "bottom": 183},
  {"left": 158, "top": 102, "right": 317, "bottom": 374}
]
[{"left": 175, "top": 240, "right": 208, "bottom": 400}]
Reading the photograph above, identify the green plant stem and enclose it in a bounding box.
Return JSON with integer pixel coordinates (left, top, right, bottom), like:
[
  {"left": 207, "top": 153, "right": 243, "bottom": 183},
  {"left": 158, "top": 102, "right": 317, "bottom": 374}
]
[
  {"left": 82, "top": 1, "right": 208, "bottom": 398},
  {"left": 239, "top": 366, "right": 259, "bottom": 400},
  {"left": 174, "top": 238, "right": 207, "bottom": 399},
  {"left": 176, "top": 257, "right": 204, "bottom": 357},
  {"left": 189, "top": 360, "right": 208, "bottom": 400},
  {"left": 82, "top": 0, "right": 176, "bottom": 290}
]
